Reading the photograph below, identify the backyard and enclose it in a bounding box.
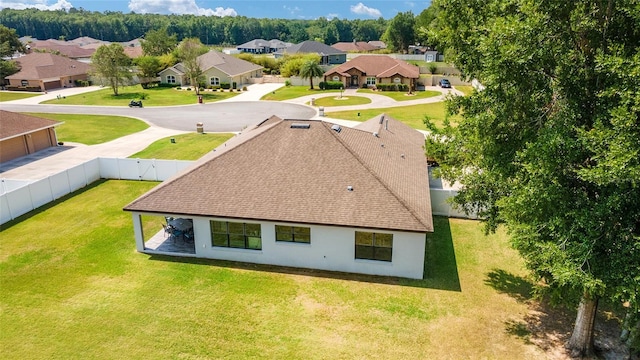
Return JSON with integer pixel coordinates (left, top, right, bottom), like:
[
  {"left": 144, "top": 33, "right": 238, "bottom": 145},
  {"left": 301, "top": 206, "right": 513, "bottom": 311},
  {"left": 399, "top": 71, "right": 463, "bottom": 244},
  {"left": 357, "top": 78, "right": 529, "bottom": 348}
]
[
  {"left": 40, "top": 85, "right": 238, "bottom": 106},
  {"left": 129, "top": 132, "right": 235, "bottom": 160},
  {"left": 326, "top": 102, "right": 461, "bottom": 129},
  {"left": 0, "top": 180, "right": 586, "bottom": 359}
]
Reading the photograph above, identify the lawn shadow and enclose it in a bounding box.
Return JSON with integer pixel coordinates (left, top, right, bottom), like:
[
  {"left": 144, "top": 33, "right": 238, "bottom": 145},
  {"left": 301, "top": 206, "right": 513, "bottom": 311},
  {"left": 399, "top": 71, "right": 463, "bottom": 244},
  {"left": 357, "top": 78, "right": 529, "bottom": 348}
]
[
  {"left": 485, "top": 268, "right": 534, "bottom": 302},
  {"left": 147, "top": 215, "right": 462, "bottom": 291}
]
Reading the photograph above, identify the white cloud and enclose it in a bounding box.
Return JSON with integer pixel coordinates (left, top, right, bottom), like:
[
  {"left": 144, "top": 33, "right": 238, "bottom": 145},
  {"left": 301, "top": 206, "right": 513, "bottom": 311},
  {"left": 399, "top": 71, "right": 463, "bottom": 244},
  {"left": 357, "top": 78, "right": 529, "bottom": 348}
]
[
  {"left": 326, "top": 13, "right": 339, "bottom": 20},
  {"left": 405, "top": 1, "right": 416, "bottom": 7},
  {"left": 283, "top": 5, "right": 301, "bottom": 16},
  {"left": 350, "top": 2, "right": 381, "bottom": 18},
  {"left": 0, "top": 0, "right": 73, "bottom": 11},
  {"left": 128, "top": 0, "right": 237, "bottom": 17}
]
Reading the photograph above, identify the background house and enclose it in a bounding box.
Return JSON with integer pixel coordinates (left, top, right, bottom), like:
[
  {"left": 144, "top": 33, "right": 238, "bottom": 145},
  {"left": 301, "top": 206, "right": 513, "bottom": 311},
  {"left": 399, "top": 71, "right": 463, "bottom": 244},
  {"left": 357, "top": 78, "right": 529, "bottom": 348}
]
[
  {"left": 125, "top": 115, "right": 433, "bottom": 279},
  {"left": 159, "top": 50, "right": 263, "bottom": 87},
  {"left": 0, "top": 111, "right": 61, "bottom": 163},
  {"left": 4, "top": 52, "right": 92, "bottom": 91},
  {"left": 331, "top": 41, "right": 378, "bottom": 53},
  {"left": 323, "top": 55, "right": 419, "bottom": 89},
  {"left": 275, "top": 40, "right": 346, "bottom": 65},
  {"left": 236, "top": 39, "right": 291, "bottom": 54}
]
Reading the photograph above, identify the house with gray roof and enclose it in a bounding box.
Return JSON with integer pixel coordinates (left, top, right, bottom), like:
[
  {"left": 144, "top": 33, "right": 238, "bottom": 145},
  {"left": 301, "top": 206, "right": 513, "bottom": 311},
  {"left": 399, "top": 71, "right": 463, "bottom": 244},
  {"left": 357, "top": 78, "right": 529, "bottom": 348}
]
[
  {"left": 275, "top": 40, "right": 346, "bottom": 65},
  {"left": 158, "top": 50, "right": 263, "bottom": 87},
  {"left": 237, "top": 39, "right": 291, "bottom": 54},
  {"left": 124, "top": 115, "right": 433, "bottom": 279}
]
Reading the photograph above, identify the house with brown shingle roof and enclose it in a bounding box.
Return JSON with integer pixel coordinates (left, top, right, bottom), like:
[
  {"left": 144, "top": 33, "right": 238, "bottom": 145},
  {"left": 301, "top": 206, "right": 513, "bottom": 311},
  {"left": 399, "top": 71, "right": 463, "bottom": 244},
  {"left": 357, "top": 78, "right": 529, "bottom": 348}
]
[
  {"left": 0, "top": 111, "right": 62, "bottom": 163},
  {"left": 324, "top": 55, "right": 419, "bottom": 89},
  {"left": 29, "top": 40, "right": 95, "bottom": 62},
  {"left": 124, "top": 115, "right": 433, "bottom": 279},
  {"left": 158, "top": 49, "right": 263, "bottom": 87},
  {"left": 331, "top": 41, "right": 378, "bottom": 53},
  {"left": 4, "top": 52, "right": 92, "bottom": 91},
  {"left": 275, "top": 41, "right": 346, "bottom": 65}
]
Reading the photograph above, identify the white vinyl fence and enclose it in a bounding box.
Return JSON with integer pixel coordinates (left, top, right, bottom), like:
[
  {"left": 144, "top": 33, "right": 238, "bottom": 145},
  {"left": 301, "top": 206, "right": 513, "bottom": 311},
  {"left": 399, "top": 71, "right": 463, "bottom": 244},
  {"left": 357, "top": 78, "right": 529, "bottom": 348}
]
[
  {"left": 1, "top": 157, "right": 476, "bottom": 225},
  {"left": 0, "top": 158, "right": 192, "bottom": 224}
]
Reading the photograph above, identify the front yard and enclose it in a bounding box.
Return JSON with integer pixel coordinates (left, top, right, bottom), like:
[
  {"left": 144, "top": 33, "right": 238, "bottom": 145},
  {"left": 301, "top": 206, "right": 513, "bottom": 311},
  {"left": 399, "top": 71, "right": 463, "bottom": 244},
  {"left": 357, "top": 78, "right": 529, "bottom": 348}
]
[
  {"left": 40, "top": 85, "right": 238, "bottom": 106},
  {"left": 0, "top": 180, "right": 561, "bottom": 359}
]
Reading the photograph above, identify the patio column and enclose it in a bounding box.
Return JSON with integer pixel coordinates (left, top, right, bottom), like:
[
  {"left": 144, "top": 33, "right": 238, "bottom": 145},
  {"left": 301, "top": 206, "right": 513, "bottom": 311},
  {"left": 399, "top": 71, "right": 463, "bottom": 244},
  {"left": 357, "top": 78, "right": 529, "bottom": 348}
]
[{"left": 131, "top": 212, "right": 145, "bottom": 252}]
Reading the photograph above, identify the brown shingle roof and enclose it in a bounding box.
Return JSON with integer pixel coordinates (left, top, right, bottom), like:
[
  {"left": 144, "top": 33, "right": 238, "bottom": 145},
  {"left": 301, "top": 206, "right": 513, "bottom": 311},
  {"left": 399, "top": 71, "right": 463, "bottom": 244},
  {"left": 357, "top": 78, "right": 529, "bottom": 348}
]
[
  {"left": 331, "top": 42, "right": 378, "bottom": 52},
  {"left": 324, "top": 55, "right": 419, "bottom": 79},
  {"left": 5, "top": 53, "right": 92, "bottom": 80},
  {"left": 0, "top": 111, "right": 61, "bottom": 140},
  {"left": 30, "top": 40, "right": 95, "bottom": 58},
  {"left": 125, "top": 116, "right": 432, "bottom": 233}
]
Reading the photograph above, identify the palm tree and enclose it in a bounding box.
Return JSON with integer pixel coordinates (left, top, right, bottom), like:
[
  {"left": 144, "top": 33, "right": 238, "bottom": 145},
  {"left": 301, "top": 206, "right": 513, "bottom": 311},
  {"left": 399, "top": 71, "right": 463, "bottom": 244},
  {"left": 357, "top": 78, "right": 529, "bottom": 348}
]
[{"left": 299, "top": 60, "right": 324, "bottom": 90}]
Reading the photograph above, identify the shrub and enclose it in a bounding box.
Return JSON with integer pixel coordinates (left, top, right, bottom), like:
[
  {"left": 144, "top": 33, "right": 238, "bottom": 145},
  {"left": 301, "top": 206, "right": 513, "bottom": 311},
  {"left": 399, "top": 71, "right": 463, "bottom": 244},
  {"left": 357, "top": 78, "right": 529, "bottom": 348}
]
[
  {"left": 361, "top": 82, "right": 369, "bottom": 89},
  {"left": 220, "top": 82, "right": 231, "bottom": 89},
  {"left": 428, "top": 64, "right": 438, "bottom": 74},
  {"left": 242, "top": 86, "right": 248, "bottom": 91},
  {"left": 285, "top": 80, "right": 291, "bottom": 87},
  {"left": 320, "top": 81, "right": 344, "bottom": 90}
]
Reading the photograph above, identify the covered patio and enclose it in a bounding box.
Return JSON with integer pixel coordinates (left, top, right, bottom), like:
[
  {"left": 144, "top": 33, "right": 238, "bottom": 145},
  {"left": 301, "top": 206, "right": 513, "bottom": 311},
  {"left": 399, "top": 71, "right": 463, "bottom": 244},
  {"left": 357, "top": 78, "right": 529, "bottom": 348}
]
[{"left": 141, "top": 216, "right": 196, "bottom": 255}]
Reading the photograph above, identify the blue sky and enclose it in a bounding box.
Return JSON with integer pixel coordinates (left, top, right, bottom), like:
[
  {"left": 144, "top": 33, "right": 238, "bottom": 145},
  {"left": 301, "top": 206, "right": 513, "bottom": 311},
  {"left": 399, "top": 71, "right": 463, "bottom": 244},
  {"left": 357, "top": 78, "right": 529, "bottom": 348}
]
[{"left": 0, "top": 0, "right": 431, "bottom": 19}]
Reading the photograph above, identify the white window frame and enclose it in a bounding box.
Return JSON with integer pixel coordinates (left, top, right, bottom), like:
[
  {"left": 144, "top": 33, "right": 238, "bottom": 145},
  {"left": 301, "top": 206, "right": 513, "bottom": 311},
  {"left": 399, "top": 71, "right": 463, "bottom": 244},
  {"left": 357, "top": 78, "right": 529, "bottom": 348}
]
[
  {"left": 166, "top": 75, "right": 176, "bottom": 84},
  {"left": 210, "top": 77, "right": 220, "bottom": 86},
  {"left": 366, "top": 77, "right": 376, "bottom": 86},
  {"left": 332, "top": 76, "right": 340, "bottom": 81},
  {"left": 393, "top": 77, "right": 402, "bottom": 84}
]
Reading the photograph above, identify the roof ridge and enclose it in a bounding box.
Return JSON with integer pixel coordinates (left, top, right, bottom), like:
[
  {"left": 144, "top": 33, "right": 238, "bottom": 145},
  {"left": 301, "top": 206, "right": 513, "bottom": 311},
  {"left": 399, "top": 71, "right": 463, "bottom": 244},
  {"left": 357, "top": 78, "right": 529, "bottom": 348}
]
[{"left": 323, "top": 120, "right": 430, "bottom": 230}]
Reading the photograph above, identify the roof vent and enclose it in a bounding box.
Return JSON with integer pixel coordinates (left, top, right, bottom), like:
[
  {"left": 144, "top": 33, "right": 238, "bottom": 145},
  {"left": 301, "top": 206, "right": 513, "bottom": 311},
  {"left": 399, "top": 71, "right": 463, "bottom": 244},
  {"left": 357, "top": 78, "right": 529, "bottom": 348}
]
[
  {"left": 379, "top": 115, "right": 385, "bottom": 124},
  {"left": 331, "top": 124, "right": 342, "bottom": 133},
  {"left": 347, "top": 186, "right": 353, "bottom": 191},
  {"left": 290, "top": 123, "right": 310, "bottom": 129},
  {"left": 373, "top": 132, "right": 379, "bottom": 137}
]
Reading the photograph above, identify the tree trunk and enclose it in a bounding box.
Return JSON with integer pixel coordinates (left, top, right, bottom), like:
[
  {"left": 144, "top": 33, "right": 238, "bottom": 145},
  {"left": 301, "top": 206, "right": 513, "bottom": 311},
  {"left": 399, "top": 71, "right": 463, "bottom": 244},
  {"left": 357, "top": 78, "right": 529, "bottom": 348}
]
[
  {"left": 309, "top": 78, "right": 314, "bottom": 90},
  {"left": 567, "top": 292, "right": 599, "bottom": 357}
]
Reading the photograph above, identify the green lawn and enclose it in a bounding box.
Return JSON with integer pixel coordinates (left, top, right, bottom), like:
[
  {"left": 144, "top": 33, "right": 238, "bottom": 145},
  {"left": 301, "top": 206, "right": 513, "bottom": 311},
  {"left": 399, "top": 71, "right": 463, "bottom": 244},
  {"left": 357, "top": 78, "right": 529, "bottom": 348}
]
[
  {"left": 129, "top": 132, "right": 235, "bottom": 160},
  {"left": 40, "top": 85, "right": 238, "bottom": 106},
  {"left": 0, "top": 91, "right": 41, "bottom": 102},
  {"left": 260, "top": 85, "right": 339, "bottom": 101},
  {"left": 456, "top": 85, "right": 474, "bottom": 96},
  {"left": 357, "top": 88, "right": 441, "bottom": 101},
  {"left": 326, "top": 102, "right": 460, "bottom": 129},
  {"left": 24, "top": 113, "right": 149, "bottom": 145},
  {"left": 311, "top": 96, "right": 371, "bottom": 107},
  {"left": 0, "top": 180, "right": 552, "bottom": 359}
]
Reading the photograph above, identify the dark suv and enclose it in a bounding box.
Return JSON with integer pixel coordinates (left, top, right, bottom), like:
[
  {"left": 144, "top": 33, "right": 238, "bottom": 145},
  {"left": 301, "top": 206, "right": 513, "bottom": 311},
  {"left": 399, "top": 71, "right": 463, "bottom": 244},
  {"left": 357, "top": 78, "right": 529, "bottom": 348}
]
[{"left": 439, "top": 79, "right": 451, "bottom": 88}]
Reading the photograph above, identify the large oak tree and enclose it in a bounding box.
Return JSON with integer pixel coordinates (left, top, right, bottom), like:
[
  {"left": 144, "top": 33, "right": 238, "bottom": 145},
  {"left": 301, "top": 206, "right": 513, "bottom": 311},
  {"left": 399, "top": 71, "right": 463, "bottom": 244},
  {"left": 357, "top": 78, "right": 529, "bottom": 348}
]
[
  {"left": 91, "top": 43, "right": 133, "bottom": 96},
  {"left": 427, "top": 0, "right": 639, "bottom": 357}
]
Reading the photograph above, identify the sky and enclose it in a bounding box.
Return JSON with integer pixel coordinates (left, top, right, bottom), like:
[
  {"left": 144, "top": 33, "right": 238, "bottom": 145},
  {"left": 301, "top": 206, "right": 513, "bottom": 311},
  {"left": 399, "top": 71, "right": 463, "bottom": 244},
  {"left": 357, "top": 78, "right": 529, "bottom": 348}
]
[{"left": 0, "top": 0, "right": 431, "bottom": 20}]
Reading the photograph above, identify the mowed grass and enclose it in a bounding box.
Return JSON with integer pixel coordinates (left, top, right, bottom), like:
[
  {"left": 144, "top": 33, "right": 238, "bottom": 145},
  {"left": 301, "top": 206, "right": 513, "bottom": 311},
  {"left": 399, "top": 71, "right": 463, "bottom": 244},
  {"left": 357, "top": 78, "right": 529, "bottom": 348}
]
[
  {"left": 40, "top": 85, "right": 238, "bottom": 106},
  {"left": 312, "top": 95, "right": 371, "bottom": 107},
  {"left": 0, "top": 91, "right": 41, "bottom": 102},
  {"left": 260, "top": 85, "right": 338, "bottom": 101},
  {"left": 456, "top": 85, "right": 474, "bottom": 96},
  {"left": 24, "top": 113, "right": 149, "bottom": 145},
  {"left": 0, "top": 180, "right": 549, "bottom": 359},
  {"left": 357, "top": 88, "right": 442, "bottom": 101},
  {"left": 129, "top": 132, "right": 235, "bottom": 160},
  {"left": 326, "top": 102, "right": 461, "bottom": 129}
]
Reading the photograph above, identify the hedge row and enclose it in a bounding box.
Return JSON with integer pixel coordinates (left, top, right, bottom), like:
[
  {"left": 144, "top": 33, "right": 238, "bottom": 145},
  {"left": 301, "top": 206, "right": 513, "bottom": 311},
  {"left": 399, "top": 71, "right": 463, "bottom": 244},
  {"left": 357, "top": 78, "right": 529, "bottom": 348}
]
[
  {"left": 318, "top": 81, "right": 344, "bottom": 90},
  {"left": 376, "top": 83, "right": 410, "bottom": 91}
]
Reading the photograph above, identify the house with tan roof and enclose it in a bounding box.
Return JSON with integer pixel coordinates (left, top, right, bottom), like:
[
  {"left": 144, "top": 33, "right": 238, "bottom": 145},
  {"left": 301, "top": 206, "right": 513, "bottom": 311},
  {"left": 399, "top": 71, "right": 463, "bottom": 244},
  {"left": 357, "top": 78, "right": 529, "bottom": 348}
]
[
  {"left": 29, "top": 40, "right": 95, "bottom": 62},
  {"left": 4, "top": 52, "right": 92, "bottom": 91},
  {"left": 331, "top": 41, "right": 378, "bottom": 53},
  {"left": 324, "top": 55, "right": 419, "bottom": 89},
  {"left": 237, "top": 39, "right": 291, "bottom": 54},
  {"left": 0, "top": 111, "right": 61, "bottom": 163},
  {"left": 158, "top": 50, "right": 263, "bottom": 87},
  {"left": 124, "top": 115, "right": 433, "bottom": 279}
]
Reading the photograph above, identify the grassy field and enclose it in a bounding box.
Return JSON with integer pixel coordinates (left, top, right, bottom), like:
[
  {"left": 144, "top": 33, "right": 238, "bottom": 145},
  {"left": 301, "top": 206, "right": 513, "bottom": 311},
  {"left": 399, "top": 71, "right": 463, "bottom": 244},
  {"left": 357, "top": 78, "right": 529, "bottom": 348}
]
[
  {"left": 312, "top": 96, "right": 371, "bottom": 107},
  {"left": 357, "top": 89, "right": 441, "bottom": 101},
  {"left": 456, "top": 85, "right": 474, "bottom": 96},
  {"left": 260, "top": 85, "right": 339, "bottom": 101},
  {"left": 129, "top": 132, "right": 235, "bottom": 160},
  {"left": 0, "top": 179, "right": 559, "bottom": 359},
  {"left": 40, "top": 86, "right": 238, "bottom": 106},
  {"left": 326, "top": 102, "right": 460, "bottom": 129},
  {"left": 0, "top": 91, "right": 41, "bottom": 102},
  {"left": 24, "top": 113, "right": 149, "bottom": 145}
]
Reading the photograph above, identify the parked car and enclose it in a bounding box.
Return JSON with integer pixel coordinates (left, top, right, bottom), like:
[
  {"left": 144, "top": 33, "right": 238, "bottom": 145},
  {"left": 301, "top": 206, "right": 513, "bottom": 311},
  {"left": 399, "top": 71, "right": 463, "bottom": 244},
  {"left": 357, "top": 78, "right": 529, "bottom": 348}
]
[
  {"left": 439, "top": 79, "right": 451, "bottom": 88},
  {"left": 129, "top": 100, "right": 143, "bottom": 108}
]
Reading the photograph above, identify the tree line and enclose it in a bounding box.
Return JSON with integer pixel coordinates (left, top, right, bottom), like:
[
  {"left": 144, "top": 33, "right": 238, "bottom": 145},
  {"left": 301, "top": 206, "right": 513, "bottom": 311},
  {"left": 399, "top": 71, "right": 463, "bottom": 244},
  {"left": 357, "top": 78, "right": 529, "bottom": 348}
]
[{"left": 0, "top": 8, "right": 387, "bottom": 45}]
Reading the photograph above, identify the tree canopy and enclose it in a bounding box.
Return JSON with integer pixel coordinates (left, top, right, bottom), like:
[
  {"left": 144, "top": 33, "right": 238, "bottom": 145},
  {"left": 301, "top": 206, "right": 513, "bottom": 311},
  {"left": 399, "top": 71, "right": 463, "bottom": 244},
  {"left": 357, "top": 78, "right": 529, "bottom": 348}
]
[
  {"left": 141, "top": 28, "right": 177, "bottom": 56},
  {"left": 428, "top": 0, "right": 640, "bottom": 356},
  {"left": 299, "top": 60, "right": 324, "bottom": 90},
  {"left": 91, "top": 43, "right": 133, "bottom": 95},
  {"left": 382, "top": 11, "right": 416, "bottom": 53},
  {"left": 0, "top": 25, "right": 24, "bottom": 81},
  {"left": 177, "top": 38, "right": 208, "bottom": 95}
]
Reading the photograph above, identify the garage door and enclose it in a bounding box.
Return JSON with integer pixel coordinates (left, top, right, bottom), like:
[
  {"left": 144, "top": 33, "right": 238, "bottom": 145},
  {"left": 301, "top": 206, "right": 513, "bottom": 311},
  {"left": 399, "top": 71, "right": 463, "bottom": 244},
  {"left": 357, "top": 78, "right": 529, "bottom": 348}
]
[
  {"left": 31, "top": 129, "right": 53, "bottom": 152},
  {"left": 43, "top": 80, "right": 60, "bottom": 90},
  {"left": 0, "top": 137, "right": 28, "bottom": 163}
]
